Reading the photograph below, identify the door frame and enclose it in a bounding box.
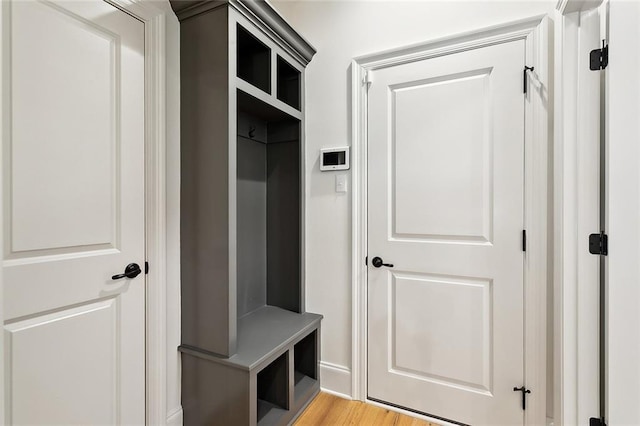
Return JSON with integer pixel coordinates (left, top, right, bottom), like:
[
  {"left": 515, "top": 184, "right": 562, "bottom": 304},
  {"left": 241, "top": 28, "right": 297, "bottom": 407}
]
[
  {"left": 557, "top": 1, "right": 640, "bottom": 424},
  {"left": 553, "top": 1, "right": 604, "bottom": 424},
  {"left": 351, "top": 15, "right": 551, "bottom": 425},
  {"left": 0, "top": 0, "right": 171, "bottom": 424}
]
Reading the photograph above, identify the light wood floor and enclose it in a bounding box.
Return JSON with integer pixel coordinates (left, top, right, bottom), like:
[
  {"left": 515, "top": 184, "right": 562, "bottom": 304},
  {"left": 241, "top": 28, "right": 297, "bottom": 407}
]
[{"left": 294, "top": 392, "right": 439, "bottom": 425}]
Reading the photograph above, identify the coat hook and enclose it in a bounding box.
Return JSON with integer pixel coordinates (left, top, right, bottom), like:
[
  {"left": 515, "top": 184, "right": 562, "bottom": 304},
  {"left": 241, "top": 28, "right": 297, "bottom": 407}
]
[{"left": 249, "top": 126, "right": 256, "bottom": 139}]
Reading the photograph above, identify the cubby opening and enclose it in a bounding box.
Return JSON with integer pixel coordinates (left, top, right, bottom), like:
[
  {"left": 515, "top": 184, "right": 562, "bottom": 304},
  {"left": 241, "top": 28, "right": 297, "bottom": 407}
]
[
  {"left": 277, "top": 56, "right": 301, "bottom": 110},
  {"left": 236, "top": 89, "right": 302, "bottom": 320},
  {"left": 257, "top": 352, "right": 289, "bottom": 424},
  {"left": 294, "top": 330, "right": 317, "bottom": 401},
  {"left": 237, "top": 25, "right": 271, "bottom": 94}
]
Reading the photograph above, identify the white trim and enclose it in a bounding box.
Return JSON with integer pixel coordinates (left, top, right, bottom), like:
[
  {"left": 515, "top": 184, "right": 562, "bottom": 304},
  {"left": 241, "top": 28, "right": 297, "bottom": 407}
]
[
  {"left": 351, "top": 15, "right": 551, "bottom": 425},
  {"left": 350, "top": 58, "right": 368, "bottom": 403},
  {"left": 319, "top": 362, "right": 352, "bottom": 399},
  {"left": 166, "top": 407, "right": 184, "bottom": 426},
  {"left": 353, "top": 15, "right": 548, "bottom": 69},
  {"left": 320, "top": 387, "right": 353, "bottom": 401},
  {"left": 99, "top": 1, "right": 171, "bottom": 424},
  {"left": 557, "top": 0, "right": 603, "bottom": 15},
  {"left": 554, "top": 2, "right": 604, "bottom": 425},
  {"left": 0, "top": 0, "right": 6, "bottom": 420},
  {"left": 523, "top": 15, "right": 552, "bottom": 426}
]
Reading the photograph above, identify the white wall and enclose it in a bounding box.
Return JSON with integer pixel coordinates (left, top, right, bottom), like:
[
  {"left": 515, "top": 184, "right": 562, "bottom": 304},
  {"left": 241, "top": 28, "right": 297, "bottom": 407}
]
[
  {"left": 270, "top": 0, "right": 557, "bottom": 398},
  {"left": 607, "top": 1, "right": 640, "bottom": 424}
]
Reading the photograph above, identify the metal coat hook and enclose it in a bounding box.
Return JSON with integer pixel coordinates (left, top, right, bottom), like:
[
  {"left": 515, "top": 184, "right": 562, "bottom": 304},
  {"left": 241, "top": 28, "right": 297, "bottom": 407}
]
[{"left": 248, "top": 126, "right": 256, "bottom": 139}]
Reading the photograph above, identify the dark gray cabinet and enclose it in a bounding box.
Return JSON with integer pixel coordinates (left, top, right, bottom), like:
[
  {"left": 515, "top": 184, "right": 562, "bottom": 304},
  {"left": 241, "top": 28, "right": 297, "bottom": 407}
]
[{"left": 170, "top": 1, "right": 320, "bottom": 424}]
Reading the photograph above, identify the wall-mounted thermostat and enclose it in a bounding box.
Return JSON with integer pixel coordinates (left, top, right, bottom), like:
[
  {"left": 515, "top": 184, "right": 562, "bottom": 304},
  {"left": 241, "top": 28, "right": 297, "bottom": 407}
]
[{"left": 320, "top": 147, "right": 350, "bottom": 171}]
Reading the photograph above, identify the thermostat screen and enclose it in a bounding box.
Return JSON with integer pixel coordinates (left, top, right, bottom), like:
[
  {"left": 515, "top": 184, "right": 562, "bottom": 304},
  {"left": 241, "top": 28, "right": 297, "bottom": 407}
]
[
  {"left": 323, "top": 151, "right": 346, "bottom": 166},
  {"left": 320, "top": 147, "right": 349, "bottom": 171}
]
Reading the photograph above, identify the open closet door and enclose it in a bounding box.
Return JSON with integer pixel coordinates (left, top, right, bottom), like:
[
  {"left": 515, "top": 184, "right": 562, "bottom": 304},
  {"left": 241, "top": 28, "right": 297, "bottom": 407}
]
[
  {"left": 2, "top": 1, "right": 146, "bottom": 423},
  {"left": 607, "top": 2, "right": 640, "bottom": 424}
]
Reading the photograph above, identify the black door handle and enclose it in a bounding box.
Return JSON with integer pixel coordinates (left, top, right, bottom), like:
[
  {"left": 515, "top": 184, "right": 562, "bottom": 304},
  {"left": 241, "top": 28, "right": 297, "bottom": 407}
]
[
  {"left": 112, "top": 263, "right": 142, "bottom": 280},
  {"left": 371, "top": 257, "right": 394, "bottom": 268}
]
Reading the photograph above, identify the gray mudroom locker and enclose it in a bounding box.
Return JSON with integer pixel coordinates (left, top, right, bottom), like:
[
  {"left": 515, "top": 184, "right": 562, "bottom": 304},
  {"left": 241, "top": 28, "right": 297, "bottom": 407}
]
[{"left": 169, "top": 1, "right": 322, "bottom": 424}]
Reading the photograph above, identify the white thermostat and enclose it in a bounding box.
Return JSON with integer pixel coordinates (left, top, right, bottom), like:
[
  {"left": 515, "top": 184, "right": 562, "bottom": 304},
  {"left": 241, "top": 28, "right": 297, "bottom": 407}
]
[{"left": 320, "top": 147, "right": 350, "bottom": 171}]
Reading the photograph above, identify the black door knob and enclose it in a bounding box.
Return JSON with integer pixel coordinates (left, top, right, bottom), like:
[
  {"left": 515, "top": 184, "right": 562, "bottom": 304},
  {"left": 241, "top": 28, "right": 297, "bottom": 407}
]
[
  {"left": 371, "top": 257, "right": 394, "bottom": 268},
  {"left": 112, "top": 263, "right": 142, "bottom": 280}
]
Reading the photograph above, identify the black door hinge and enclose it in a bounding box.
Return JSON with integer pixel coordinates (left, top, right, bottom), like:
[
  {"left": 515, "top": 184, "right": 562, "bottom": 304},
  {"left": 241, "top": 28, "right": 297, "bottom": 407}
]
[
  {"left": 589, "top": 417, "right": 607, "bottom": 426},
  {"left": 145, "top": 261, "right": 149, "bottom": 274},
  {"left": 365, "top": 256, "right": 368, "bottom": 266},
  {"left": 589, "top": 232, "right": 608, "bottom": 256},
  {"left": 522, "top": 230, "right": 527, "bottom": 252},
  {"left": 523, "top": 66, "right": 534, "bottom": 94},
  {"left": 513, "top": 386, "right": 531, "bottom": 410},
  {"left": 590, "top": 40, "right": 609, "bottom": 70}
]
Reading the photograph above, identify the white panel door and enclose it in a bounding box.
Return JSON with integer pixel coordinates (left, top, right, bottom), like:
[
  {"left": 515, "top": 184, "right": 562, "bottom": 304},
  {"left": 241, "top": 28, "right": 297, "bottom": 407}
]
[
  {"left": 2, "top": 0, "right": 145, "bottom": 424},
  {"left": 367, "top": 40, "right": 525, "bottom": 426}
]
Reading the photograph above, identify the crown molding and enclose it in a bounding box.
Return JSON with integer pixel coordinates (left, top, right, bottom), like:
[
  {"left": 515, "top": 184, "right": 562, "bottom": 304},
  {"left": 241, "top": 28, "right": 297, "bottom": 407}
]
[{"left": 169, "top": 0, "right": 316, "bottom": 65}]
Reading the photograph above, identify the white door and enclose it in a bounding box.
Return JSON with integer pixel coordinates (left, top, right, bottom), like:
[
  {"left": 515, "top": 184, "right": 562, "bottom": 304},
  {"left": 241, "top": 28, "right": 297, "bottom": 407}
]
[
  {"left": 2, "top": 0, "right": 145, "bottom": 424},
  {"left": 367, "top": 40, "right": 526, "bottom": 426}
]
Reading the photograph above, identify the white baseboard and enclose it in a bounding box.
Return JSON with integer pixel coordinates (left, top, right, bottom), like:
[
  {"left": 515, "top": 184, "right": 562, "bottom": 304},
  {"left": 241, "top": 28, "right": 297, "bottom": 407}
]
[
  {"left": 321, "top": 387, "right": 354, "bottom": 400},
  {"left": 166, "top": 407, "right": 183, "bottom": 426},
  {"left": 319, "top": 361, "right": 352, "bottom": 398}
]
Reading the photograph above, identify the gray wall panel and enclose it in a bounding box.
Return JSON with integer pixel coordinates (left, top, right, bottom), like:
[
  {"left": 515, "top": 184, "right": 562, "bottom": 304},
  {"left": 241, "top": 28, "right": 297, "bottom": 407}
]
[
  {"left": 237, "top": 135, "right": 267, "bottom": 317},
  {"left": 181, "top": 354, "right": 251, "bottom": 425},
  {"left": 238, "top": 111, "right": 268, "bottom": 143},
  {"left": 266, "top": 137, "right": 301, "bottom": 313},
  {"left": 180, "top": 7, "right": 233, "bottom": 356}
]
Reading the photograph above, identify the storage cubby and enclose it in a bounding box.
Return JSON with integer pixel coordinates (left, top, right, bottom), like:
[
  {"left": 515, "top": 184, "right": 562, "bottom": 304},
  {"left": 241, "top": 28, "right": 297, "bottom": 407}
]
[
  {"left": 294, "top": 330, "right": 318, "bottom": 402},
  {"left": 277, "top": 56, "right": 301, "bottom": 110},
  {"left": 237, "top": 25, "right": 271, "bottom": 94},
  {"left": 172, "top": 1, "right": 320, "bottom": 424},
  {"left": 257, "top": 352, "right": 289, "bottom": 423}
]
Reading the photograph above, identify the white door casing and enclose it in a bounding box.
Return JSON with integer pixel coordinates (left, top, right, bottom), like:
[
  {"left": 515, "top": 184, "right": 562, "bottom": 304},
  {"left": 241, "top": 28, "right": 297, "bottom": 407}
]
[
  {"left": 367, "top": 39, "right": 525, "bottom": 426},
  {"left": 2, "top": 0, "right": 145, "bottom": 423},
  {"left": 352, "top": 16, "right": 550, "bottom": 426},
  {"left": 554, "top": 3, "right": 603, "bottom": 424}
]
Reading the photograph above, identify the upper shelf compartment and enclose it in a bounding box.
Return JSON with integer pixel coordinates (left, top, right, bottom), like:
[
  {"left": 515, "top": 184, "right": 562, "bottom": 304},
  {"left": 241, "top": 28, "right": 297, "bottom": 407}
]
[
  {"left": 277, "top": 56, "right": 301, "bottom": 110},
  {"left": 237, "top": 24, "right": 271, "bottom": 94},
  {"left": 235, "top": 21, "right": 303, "bottom": 113}
]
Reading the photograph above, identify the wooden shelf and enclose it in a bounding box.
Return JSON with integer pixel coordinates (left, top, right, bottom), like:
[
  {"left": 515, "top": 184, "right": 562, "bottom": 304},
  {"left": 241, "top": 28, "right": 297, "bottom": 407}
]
[
  {"left": 180, "top": 306, "right": 321, "bottom": 371},
  {"left": 277, "top": 56, "right": 301, "bottom": 110},
  {"left": 257, "top": 400, "right": 288, "bottom": 426},
  {"left": 237, "top": 24, "right": 271, "bottom": 94},
  {"left": 236, "top": 79, "right": 303, "bottom": 121},
  {"left": 294, "top": 374, "right": 317, "bottom": 401}
]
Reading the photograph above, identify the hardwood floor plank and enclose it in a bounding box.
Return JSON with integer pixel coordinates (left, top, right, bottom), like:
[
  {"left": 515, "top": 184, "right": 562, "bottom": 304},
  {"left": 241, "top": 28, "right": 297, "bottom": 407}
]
[{"left": 294, "top": 392, "right": 438, "bottom": 425}]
